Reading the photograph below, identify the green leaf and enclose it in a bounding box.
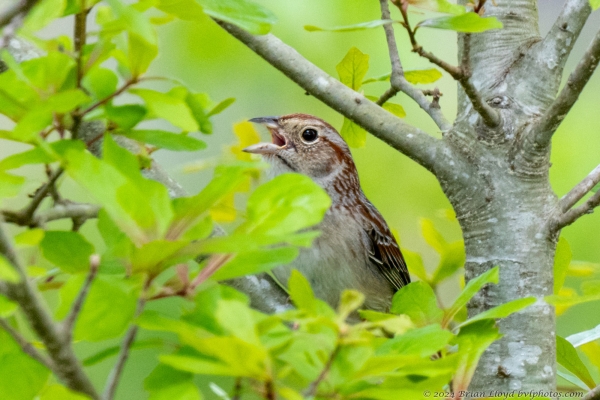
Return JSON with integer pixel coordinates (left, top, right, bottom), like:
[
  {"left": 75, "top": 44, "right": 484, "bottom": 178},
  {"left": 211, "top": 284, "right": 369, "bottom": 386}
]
[
  {"left": 420, "top": 219, "right": 465, "bottom": 284},
  {"left": 453, "top": 320, "right": 502, "bottom": 393},
  {"left": 336, "top": 47, "right": 369, "bottom": 91},
  {"left": 443, "top": 266, "right": 499, "bottom": 327},
  {"left": 56, "top": 274, "right": 141, "bottom": 341},
  {"left": 390, "top": 281, "right": 444, "bottom": 326},
  {"left": 0, "top": 329, "right": 50, "bottom": 400},
  {"left": 119, "top": 130, "right": 207, "bottom": 151},
  {"left": 340, "top": 118, "right": 366, "bottom": 148},
  {"left": 238, "top": 173, "right": 331, "bottom": 236},
  {"left": 556, "top": 335, "right": 596, "bottom": 389},
  {"left": 567, "top": 324, "right": 600, "bottom": 348},
  {"left": 21, "top": 51, "right": 76, "bottom": 92},
  {"left": 145, "top": 364, "right": 202, "bottom": 400},
  {"left": 82, "top": 339, "right": 163, "bottom": 366},
  {"left": 105, "top": 104, "right": 147, "bottom": 130},
  {"left": 0, "top": 172, "right": 25, "bottom": 198},
  {"left": 288, "top": 269, "right": 317, "bottom": 313},
  {"left": 83, "top": 67, "right": 119, "bottom": 100},
  {"left": 382, "top": 102, "right": 406, "bottom": 118},
  {"left": 590, "top": 0, "right": 600, "bottom": 10},
  {"left": 197, "top": 0, "right": 277, "bottom": 35},
  {"left": 186, "top": 92, "right": 213, "bottom": 134},
  {"left": 155, "top": 0, "right": 206, "bottom": 20},
  {"left": 405, "top": 68, "right": 443, "bottom": 84},
  {"left": 23, "top": 0, "right": 66, "bottom": 32},
  {"left": 39, "top": 384, "right": 90, "bottom": 400},
  {"left": 0, "top": 69, "right": 40, "bottom": 121},
  {"left": 131, "top": 88, "right": 199, "bottom": 132},
  {"left": 128, "top": 32, "right": 159, "bottom": 76},
  {"left": 554, "top": 236, "right": 571, "bottom": 294},
  {"left": 337, "top": 290, "right": 365, "bottom": 321},
  {"left": 0, "top": 255, "right": 20, "bottom": 283},
  {"left": 418, "top": 13, "right": 503, "bottom": 33},
  {"left": 211, "top": 247, "right": 299, "bottom": 281},
  {"left": 377, "top": 324, "right": 454, "bottom": 357},
  {"left": 40, "top": 231, "right": 95, "bottom": 273},
  {"left": 305, "top": 19, "right": 394, "bottom": 32},
  {"left": 557, "top": 370, "right": 590, "bottom": 391},
  {"left": 0, "top": 294, "right": 18, "bottom": 318},
  {"left": 458, "top": 297, "right": 536, "bottom": 328},
  {"left": 207, "top": 97, "right": 235, "bottom": 117}
]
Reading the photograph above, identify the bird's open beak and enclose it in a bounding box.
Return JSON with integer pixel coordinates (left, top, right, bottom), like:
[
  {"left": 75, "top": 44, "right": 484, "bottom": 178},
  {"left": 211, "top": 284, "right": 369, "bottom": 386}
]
[{"left": 243, "top": 116, "right": 287, "bottom": 155}]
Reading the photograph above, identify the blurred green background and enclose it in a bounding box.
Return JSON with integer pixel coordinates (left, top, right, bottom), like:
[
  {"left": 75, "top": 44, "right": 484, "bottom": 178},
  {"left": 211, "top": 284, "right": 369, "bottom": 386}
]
[{"left": 1, "top": 0, "right": 599, "bottom": 398}]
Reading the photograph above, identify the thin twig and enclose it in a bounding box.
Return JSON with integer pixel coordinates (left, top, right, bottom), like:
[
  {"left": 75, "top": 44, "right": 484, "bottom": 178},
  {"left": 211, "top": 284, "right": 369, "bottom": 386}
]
[
  {"left": 0, "top": 318, "right": 54, "bottom": 370},
  {"left": 71, "top": 6, "right": 89, "bottom": 139},
  {"left": 558, "top": 164, "right": 600, "bottom": 212},
  {"left": 555, "top": 190, "right": 600, "bottom": 230},
  {"left": 0, "top": 218, "right": 100, "bottom": 399},
  {"left": 376, "top": 0, "right": 451, "bottom": 131},
  {"left": 532, "top": 29, "right": 600, "bottom": 148},
  {"left": 78, "top": 79, "right": 138, "bottom": 116},
  {"left": 232, "top": 378, "right": 242, "bottom": 400},
  {"left": 393, "top": 2, "right": 500, "bottom": 127},
  {"left": 62, "top": 255, "right": 99, "bottom": 341},
  {"left": 2, "top": 203, "right": 101, "bottom": 227},
  {"left": 304, "top": 342, "right": 341, "bottom": 397},
  {"left": 190, "top": 253, "right": 234, "bottom": 290},
  {"left": 11, "top": 168, "right": 65, "bottom": 226},
  {"left": 102, "top": 279, "right": 150, "bottom": 400}
]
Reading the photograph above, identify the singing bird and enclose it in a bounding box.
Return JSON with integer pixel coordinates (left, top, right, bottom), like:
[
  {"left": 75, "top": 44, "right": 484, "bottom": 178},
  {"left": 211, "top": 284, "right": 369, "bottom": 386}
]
[{"left": 244, "top": 114, "right": 410, "bottom": 312}]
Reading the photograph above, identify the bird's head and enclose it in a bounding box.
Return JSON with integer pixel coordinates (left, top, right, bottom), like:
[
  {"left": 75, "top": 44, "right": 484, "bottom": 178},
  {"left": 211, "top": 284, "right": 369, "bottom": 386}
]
[{"left": 244, "top": 113, "right": 354, "bottom": 180}]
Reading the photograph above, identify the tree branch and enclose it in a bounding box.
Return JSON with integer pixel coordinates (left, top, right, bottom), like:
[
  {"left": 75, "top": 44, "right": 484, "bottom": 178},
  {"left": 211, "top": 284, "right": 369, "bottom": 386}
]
[
  {"left": 0, "top": 0, "right": 39, "bottom": 30},
  {"left": 216, "top": 21, "right": 443, "bottom": 172},
  {"left": 2, "top": 202, "right": 101, "bottom": 227},
  {"left": 393, "top": 4, "right": 500, "bottom": 128},
  {"left": 62, "top": 256, "right": 99, "bottom": 341},
  {"left": 558, "top": 164, "right": 600, "bottom": 212},
  {"left": 377, "top": 0, "right": 451, "bottom": 132},
  {"left": 101, "top": 280, "right": 149, "bottom": 400},
  {"left": 532, "top": 29, "right": 600, "bottom": 148},
  {"left": 538, "top": 0, "right": 592, "bottom": 74},
  {"left": 0, "top": 318, "right": 54, "bottom": 370},
  {"left": 304, "top": 341, "right": 341, "bottom": 397},
  {"left": 554, "top": 190, "right": 600, "bottom": 229},
  {"left": 0, "top": 218, "right": 99, "bottom": 399},
  {"left": 583, "top": 384, "right": 600, "bottom": 400}
]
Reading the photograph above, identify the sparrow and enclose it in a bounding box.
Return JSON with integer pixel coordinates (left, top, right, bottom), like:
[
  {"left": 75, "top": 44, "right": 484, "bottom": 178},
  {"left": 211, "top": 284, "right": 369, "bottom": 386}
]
[{"left": 244, "top": 114, "right": 410, "bottom": 312}]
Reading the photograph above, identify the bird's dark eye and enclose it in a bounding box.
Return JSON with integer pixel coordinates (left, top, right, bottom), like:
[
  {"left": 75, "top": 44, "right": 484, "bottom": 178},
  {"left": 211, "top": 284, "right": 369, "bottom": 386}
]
[{"left": 301, "top": 128, "right": 318, "bottom": 142}]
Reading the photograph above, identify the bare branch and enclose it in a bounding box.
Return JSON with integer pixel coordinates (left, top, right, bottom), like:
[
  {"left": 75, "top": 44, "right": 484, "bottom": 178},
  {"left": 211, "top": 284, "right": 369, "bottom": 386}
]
[
  {"left": 216, "top": 21, "right": 444, "bottom": 172},
  {"left": 393, "top": 4, "right": 500, "bottom": 127},
  {"left": 555, "top": 190, "right": 600, "bottom": 229},
  {"left": 62, "top": 256, "right": 99, "bottom": 341},
  {"left": 0, "top": 318, "right": 54, "bottom": 370},
  {"left": 583, "top": 384, "right": 600, "bottom": 400},
  {"left": 532, "top": 29, "right": 600, "bottom": 148},
  {"left": 2, "top": 202, "right": 101, "bottom": 227},
  {"left": 0, "top": 218, "right": 100, "bottom": 399},
  {"left": 304, "top": 341, "right": 341, "bottom": 397},
  {"left": 559, "top": 164, "right": 600, "bottom": 212},
  {"left": 0, "top": 0, "right": 39, "bottom": 31},
  {"left": 377, "top": 0, "right": 451, "bottom": 131},
  {"left": 539, "top": 0, "right": 592, "bottom": 73},
  {"left": 102, "top": 281, "right": 149, "bottom": 400}
]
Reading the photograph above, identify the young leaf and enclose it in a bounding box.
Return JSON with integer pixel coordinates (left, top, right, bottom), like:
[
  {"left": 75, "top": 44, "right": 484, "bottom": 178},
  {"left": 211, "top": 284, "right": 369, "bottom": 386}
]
[
  {"left": 556, "top": 335, "right": 596, "bottom": 389},
  {"left": 211, "top": 247, "right": 299, "bottom": 281},
  {"left": 0, "top": 172, "right": 25, "bottom": 198},
  {"left": 567, "top": 323, "right": 600, "bottom": 348},
  {"left": 0, "top": 255, "right": 20, "bottom": 283},
  {"left": 554, "top": 236, "right": 571, "bottom": 294},
  {"left": 340, "top": 118, "right": 366, "bottom": 148},
  {"left": 443, "top": 266, "right": 499, "bottom": 327},
  {"left": 40, "top": 231, "right": 95, "bottom": 273},
  {"left": 130, "top": 88, "right": 199, "bottom": 132},
  {"left": 458, "top": 297, "right": 536, "bottom": 328},
  {"left": 288, "top": 269, "right": 317, "bottom": 313},
  {"left": 119, "top": 130, "right": 206, "bottom": 151},
  {"left": 197, "top": 0, "right": 277, "bottom": 35},
  {"left": 377, "top": 324, "right": 454, "bottom": 357},
  {"left": 207, "top": 97, "right": 235, "bottom": 117},
  {"left": 144, "top": 364, "right": 202, "bottom": 400},
  {"left": 390, "top": 281, "right": 444, "bottom": 326},
  {"left": 305, "top": 19, "right": 394, "bottom": 32},
  {"left": 418, "top": 13, "right": 503, "bottom": 33},
  {"left": 452, "top": 320, "right": 502, "bottom": 393},
  {"left": 336, "top": 47, "right": 369, "bottom": 91},
  {"left": 591, "top": 0, "right": 600, "bottom": 10},
  {"left": 405, "top": 68, "right": 443, "bottom": 84}
]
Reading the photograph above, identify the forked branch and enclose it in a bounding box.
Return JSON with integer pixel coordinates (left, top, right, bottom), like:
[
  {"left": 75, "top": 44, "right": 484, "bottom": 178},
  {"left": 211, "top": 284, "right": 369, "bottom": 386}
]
[
  {"left": 553, "top": 164, "right": 600, "bottom": 229},
  {"left": 391, "top": 1, "right": 500, "bottom": 128},
  {"left": 377, "top": 0, "right": 451, "bottom": 132},
  {"left": 532, "top": 29, "right": 600, "bottom": 149},
  {"left": 216, "top": 20, "right": 444, "bottom": 172}
]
